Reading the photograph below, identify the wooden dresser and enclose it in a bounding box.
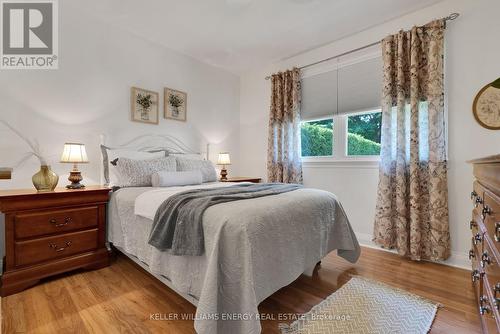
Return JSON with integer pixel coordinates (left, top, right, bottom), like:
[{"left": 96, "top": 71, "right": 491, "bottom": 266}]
[
  {"left": 469, "top": 155, "right": 500, "bottom": 333},
  {"left": 0, "top": 186, "right": 111, "bottom": 296}
]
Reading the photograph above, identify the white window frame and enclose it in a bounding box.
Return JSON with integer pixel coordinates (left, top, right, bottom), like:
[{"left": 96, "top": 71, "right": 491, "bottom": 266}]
[{"left": 301, "top": 109, "right": 381, "bottom": 168}]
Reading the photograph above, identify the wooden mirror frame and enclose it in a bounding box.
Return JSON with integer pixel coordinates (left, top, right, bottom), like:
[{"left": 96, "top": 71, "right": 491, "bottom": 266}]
[{"left": 472, "top": 80, "right": 500, "bottom": 130}]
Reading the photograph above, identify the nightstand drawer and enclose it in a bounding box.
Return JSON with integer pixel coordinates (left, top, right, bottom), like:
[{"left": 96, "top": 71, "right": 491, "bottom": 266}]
[
  {"left": 222, "top": 177, "right": 262, "bottom": 183},
  {"left": 15, "top": 229, "right": 99, "bottom": 267},
  {"left": 15, "top": 206, "right": 99, "bottom": 239}
]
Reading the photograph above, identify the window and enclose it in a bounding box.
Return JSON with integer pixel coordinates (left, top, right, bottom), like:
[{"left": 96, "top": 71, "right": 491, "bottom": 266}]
[
  {"left": 300, "top": 47, "right": 383, "bottom": 162},
  {"left": 300, "top": 110, "right": 381, "bottom": 159},
  {"left": 301, "top": 118, "right": 333, "bottom": 157},
  {"left": 347, "top": 110, "right": 381, "bottom": 156}
]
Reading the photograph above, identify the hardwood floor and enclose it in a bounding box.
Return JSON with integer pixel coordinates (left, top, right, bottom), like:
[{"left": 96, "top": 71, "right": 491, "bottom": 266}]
[{"left": 1, "top": 246, "right": 480, "bottom": 333}]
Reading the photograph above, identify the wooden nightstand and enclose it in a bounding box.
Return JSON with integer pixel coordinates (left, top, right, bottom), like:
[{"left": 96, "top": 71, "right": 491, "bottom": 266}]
[
  {"left": 0, "top": 186, "right": 111, "bottom": 296},
  {"left": 221, "top": 177, "right": 262, "bottom": 183}
]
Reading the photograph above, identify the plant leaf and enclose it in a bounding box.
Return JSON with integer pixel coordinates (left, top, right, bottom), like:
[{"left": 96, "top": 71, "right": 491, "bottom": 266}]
[
  {"left": 491, "top": 77, "right": 500, "bottom": 89},
  {"left": 13, "top": 152, "right": 35, "bottom": 169},
  {"left": 1, "top": 120, "right": 46, "bottom": 164}
]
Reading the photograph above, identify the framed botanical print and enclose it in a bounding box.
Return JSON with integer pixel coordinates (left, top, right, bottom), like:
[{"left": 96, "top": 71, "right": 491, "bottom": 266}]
[
  {"left": 131, "top": 87, "right": 159, "bottom": 124},
  {"left": 164, "top": 87, "right": 187, "bottom": 122}
]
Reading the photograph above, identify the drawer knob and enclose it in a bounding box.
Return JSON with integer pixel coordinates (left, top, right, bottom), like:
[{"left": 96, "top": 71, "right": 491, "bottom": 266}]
[
  {"left": 472, "top": 269, "right": 481, "bottom": 283},
  {"left": 481, "top": 205, "right": 491, "bottom": 220},
  {"left": 469, "top": 249, "right": 475, "bottom": 260},
  {"left": 469, "top": 220, "right": 477, "bottom": 230},
  {"left": 481, "top": 251, "right": 491, "bottom": 268},
  {"left": 471, "top": 191, "right": 478, "bottom": 200},
  {"left": 480, "top": 295, "right": 491, "bottom": 315},
  {"left": 495, "top": 223, "right": 500, "bottom": 242},
  {"left": 475, "top": 196, "right": 483, "bottom": 208},
  {"left": 49, "top": 217, "right": 72, "bottom": 228},
  {"left": 494, "top": 283, "right": 500, "bottom": 298},
  {"left": 474, "top": 233, "right": 483, "bottom": 245},
  {"left": 480, "top": 305, "right": 491, "bottom": 315},
  {"left": 48, "top": 241, "right": 72, "bottom": 252}
]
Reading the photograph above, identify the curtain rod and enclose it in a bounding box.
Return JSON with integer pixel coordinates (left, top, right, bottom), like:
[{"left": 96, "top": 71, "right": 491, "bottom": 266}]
[{"left": 264, "top": 12, "right": 460, "bottom": 80}]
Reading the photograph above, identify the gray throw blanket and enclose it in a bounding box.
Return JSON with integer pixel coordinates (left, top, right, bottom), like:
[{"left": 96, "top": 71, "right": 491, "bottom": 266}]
[{"left": 148, "top": 183, "right": 302, "bottom": 256}]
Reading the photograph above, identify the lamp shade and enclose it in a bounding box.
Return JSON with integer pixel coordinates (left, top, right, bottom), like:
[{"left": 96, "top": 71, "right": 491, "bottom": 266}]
[
  {"left": 217, "top": 152, "right": 231, "bottom": 165},
  {"left": 60, "top": 143, "right": 89, "bottom": 163}
]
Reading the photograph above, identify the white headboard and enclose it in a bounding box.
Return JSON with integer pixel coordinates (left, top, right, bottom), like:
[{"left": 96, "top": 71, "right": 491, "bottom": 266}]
[{"left": 99, "top": 133, "right": 209, "bottom": 185}]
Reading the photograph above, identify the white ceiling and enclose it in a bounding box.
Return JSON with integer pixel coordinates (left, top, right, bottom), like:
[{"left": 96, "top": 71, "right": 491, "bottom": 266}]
[{"left": 71, "top": 0, "right": 443, "bottom": 74}]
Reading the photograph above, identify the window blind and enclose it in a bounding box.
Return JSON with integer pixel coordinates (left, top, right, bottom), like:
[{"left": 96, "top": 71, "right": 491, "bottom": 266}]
[{"left": 301, "top": 56, "right": 382, "bottom": 120}]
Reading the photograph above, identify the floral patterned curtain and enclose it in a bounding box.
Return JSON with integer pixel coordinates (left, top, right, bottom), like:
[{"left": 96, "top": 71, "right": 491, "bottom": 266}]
[
  {"left": 373, "top": 20, "right": 450, "bottom": 261},
  {"left": 267, "top": 68, "right": 303, "bottom": 184}
]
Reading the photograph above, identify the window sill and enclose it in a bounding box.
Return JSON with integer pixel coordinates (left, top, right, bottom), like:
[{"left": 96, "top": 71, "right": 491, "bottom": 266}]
[{"left": 301, "top": 157, "right": 380, "bottom": 169}]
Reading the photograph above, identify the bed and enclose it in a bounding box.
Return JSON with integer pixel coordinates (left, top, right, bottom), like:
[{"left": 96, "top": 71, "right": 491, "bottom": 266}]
[{"left": 102, "top": 134, "right": 360, "bottom": 334}]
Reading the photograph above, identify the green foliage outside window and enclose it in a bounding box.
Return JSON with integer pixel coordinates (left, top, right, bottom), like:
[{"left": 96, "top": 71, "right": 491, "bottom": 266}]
[
  {"left": 347, "top": 112, "right": 381, "bottom": 155},
  {"left": 347, "top": 112, "right": 381, "bottom": 144},
  {"left": 301, "top": 119, "right": 333, "bottom": 157},
  {"left": 301, "top": 111, "right": 382, "bottom": 157},
  {"left": 347, "top": 133, "right": 381, "bottom": 155}
]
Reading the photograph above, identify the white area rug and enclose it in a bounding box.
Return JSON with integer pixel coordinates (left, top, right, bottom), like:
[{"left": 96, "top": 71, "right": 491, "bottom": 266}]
[{"left": 279, "top": 276, "right": 439, "bottom": 334}]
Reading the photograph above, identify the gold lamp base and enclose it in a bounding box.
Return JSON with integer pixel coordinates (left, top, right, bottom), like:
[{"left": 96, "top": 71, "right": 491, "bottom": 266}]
[
  {"left": 220, "top": 167, "right": 228, "bottom": 181},
  {"left": 66, "top": 165, "right": 85, "bottom": 189}
]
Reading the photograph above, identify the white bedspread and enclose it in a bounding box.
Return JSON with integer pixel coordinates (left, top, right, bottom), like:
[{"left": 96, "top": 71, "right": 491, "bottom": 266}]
[
  {"left": 135, "top": 182, "right": 240, "bottom": 220},
  {"left": 108, "top": 183, "right": 360, "bottom": 334}
]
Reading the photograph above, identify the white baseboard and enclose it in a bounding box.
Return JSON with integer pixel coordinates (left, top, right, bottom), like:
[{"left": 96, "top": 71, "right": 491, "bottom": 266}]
[{"left": 355, "top": 232, "right": 469, "bottom": 270}]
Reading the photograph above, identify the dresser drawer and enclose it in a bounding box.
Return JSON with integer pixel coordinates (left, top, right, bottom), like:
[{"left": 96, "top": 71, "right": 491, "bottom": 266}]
[
  {"left": 484, "top": 190, "right": 500, "bottom": 214},
  {"left": 483, "top": 191, "right": 500, "bottom": 241},
  {"left": 484, "top": 216, "right": 500, "bottom": 255},
  {"left": 15, "top": 206, "right": 99, "bottom": 239},
  {"left": 14, "top": 229, "right": 98, "bottom": 267},
  {"left": 479, "top": 277, "right": 500, "bottom": 334},
  {"left": 483, "top": 272, "right": 500, "bottom": 330},
  {"left": 481, "top": 239, "right": 500, "bottom": 279}
]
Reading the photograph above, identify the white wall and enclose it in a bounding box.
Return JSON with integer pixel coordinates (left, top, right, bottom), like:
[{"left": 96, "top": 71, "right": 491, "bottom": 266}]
[
  {"left": 239, "top": 0, "right": 500, "bottom": 268},
  {"left": 0, "top": 3, "right": 240, "bottom": 188},
  {"left": 0, "top": 2, "right": 240, "bottom": 264}
]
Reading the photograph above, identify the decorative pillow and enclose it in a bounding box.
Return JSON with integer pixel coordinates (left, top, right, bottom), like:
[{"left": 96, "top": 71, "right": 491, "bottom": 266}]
[
  {"left": 113, "top": 157, "right": 176, "bottom": 187},
  {"left": 100, "top": 145, "right": 165, "bottom": 186},
  {"left": 176, "top": 157, "right": 217, "bottom": 183},
  {"left": 151, "top": 170, "right": 203, "bottom": 187}
]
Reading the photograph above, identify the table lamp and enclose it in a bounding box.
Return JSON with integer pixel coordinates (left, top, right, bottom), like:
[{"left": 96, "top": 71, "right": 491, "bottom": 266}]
[
  {"left": 60, "top": 143, "right": 89, "bottom": 189},
  {"left": 217, "top": 152, "right": 231, "bottom": 181}
]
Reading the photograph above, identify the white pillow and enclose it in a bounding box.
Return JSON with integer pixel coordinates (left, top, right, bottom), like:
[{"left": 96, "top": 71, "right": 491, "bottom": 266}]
[
  {"left": 151, "top": 170, "right": 203, "bottom": 187},
  {"left": 113, "top": 157, "right": 176, "bottom": 187},
  {"left": 176, "top": 157, "right": 218, "bottom": 183},
  {"left": 101, "top": 145, "right": 165, "bottom": 186}
]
